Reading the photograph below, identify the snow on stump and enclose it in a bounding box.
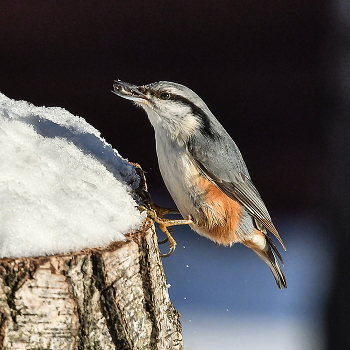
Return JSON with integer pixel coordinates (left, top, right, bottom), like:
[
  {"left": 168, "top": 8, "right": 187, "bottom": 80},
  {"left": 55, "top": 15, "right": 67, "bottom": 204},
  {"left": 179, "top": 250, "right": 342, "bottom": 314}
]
[{"left": 0, "top": 93, "right": 183, "bottom": 350}]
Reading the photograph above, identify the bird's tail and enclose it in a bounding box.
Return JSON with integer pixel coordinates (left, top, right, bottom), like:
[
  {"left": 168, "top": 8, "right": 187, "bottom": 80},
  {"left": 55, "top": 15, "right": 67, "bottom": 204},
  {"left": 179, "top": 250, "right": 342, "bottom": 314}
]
[{"left": 245, "top": 231, "right": 287, "bottom": 289}]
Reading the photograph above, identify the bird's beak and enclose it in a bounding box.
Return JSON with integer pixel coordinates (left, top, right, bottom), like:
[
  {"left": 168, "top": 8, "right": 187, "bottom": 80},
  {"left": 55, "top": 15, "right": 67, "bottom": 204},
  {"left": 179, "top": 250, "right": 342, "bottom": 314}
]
[{"left": 112, "top": 80, "right": 147, "bottom": 101}]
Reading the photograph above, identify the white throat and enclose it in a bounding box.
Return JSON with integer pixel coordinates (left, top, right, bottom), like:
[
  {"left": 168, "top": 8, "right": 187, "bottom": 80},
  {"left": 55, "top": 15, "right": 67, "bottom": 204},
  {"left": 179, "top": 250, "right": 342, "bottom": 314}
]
[{"left": 140, "top": 104, "right": 200, "bottom": 143}]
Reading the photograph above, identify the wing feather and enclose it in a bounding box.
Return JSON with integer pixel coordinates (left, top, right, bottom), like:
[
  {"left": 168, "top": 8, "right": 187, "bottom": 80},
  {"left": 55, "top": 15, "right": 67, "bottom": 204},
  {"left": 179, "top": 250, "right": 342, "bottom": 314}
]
[{"left": 187, "top": 130, "right": 286, "bottom": 251}]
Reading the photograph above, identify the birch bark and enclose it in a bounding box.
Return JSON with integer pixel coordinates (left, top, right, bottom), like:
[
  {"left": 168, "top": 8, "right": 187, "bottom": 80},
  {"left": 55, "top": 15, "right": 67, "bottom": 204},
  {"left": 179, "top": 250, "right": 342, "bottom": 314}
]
[{"left": 0, "top": 219, "right": 183, "bottom": 350}]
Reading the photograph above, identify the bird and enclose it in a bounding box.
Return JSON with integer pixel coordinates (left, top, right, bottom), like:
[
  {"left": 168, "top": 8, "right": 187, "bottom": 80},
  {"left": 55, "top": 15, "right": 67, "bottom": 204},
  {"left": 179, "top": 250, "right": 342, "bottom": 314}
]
[{"left": 112, "top": 80, "right": 287, "bottom": 289}]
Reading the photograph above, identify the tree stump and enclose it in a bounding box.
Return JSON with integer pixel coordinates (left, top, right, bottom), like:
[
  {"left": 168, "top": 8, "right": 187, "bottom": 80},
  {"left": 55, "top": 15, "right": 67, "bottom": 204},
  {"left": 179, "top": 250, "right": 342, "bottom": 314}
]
[{"left": 0, "top": 218, "right": 183, "bottom": 350}]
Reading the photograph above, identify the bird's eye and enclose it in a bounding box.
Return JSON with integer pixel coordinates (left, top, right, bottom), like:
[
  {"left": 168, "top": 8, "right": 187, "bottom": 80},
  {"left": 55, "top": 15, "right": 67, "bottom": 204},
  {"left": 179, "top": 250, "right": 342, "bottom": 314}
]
[{"left": 160, "top": 92, "right": 171, "bottom": 100}]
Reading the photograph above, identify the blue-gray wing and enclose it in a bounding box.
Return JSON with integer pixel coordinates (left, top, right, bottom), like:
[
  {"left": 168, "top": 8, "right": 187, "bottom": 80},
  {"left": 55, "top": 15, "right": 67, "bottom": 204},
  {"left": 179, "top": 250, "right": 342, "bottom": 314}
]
[{"left": 187, "top": 128, "right": 286, "bottom": 250}]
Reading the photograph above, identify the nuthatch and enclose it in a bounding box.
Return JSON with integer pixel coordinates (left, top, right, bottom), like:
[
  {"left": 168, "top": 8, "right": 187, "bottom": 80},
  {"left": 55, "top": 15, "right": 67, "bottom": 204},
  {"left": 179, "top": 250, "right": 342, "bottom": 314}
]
[{"left": 112, "top": 80, "right": 287, "bottom": 289}]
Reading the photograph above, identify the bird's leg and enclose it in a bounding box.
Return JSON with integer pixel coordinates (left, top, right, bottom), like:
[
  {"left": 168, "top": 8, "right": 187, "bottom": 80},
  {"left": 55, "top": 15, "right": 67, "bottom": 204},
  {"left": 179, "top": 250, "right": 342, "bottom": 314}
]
[
  {"left": 131, "top": 164, "right": 191, "bottom": 255},
  {"left": 136, "top": 188, "right": 179, "bottom": 216},
  {"left": 138, "top": 205, "right": 193, "bottom": 257},
  {"left": 149, "top": 202, "right": 180, "bottom": 245},
  {"left": 136, "top": 188, "right": 182, "bottom": 245},
  {"left": 151, "top": 201, "right": 180, "bottom": 217}
]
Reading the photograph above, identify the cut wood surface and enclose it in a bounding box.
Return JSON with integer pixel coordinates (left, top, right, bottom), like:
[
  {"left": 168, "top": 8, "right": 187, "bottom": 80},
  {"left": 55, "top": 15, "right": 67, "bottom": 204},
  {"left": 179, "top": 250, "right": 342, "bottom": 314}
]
[{"left": 0, "top": 218, "right": 183, "bottom": 350}]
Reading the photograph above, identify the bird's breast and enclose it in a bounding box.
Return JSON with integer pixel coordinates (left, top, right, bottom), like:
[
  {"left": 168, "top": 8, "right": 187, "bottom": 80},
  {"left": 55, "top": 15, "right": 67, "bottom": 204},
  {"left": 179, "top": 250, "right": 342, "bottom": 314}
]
[
  {"left": 155, "top": 133, "right": 248, "bottom": 245},
  {"left": 155, "top": 133, "right": 199, "bottom": 216}
]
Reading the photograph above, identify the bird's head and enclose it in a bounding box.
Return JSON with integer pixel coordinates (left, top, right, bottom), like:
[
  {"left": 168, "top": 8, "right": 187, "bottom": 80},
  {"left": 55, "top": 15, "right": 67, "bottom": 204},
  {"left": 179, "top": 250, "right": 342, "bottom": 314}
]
[{"left": 113, "top": 80, "right": 216, "bottom": 141}]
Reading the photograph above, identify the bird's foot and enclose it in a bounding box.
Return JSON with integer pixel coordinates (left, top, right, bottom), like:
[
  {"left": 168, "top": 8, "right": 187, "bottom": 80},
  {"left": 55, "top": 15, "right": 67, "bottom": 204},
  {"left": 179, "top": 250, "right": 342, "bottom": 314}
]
[
  {"left": 138, "top": 205, "right": 192, "bottom": 257},
  {"left": 136, "top": 188, "right": 179, "bottom": 216},
  {"left": 135, "top": 188, "right": 180, "bottom": 244}
]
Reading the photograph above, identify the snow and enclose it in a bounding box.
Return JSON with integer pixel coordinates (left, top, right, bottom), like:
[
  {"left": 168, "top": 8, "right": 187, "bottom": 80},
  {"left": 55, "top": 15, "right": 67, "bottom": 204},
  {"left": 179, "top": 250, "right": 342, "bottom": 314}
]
[{"left": 0, "top": 92, "right": 145, "bottom": 258}]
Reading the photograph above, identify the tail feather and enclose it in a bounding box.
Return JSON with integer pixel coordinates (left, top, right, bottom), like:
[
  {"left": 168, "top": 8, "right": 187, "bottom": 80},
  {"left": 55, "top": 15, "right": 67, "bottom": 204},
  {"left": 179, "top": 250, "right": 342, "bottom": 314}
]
[
  {"left": 252, "top": 240, "right": 287, "bottom": 289},
  {"left": 265, "top": 233, "right": 284, "bottom": 266}
]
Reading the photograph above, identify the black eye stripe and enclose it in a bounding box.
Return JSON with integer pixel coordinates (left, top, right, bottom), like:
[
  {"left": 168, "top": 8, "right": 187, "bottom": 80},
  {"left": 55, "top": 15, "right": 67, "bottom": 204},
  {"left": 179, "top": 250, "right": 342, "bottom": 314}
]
[
  {"left": 167, "top": 94, "right": 218, "bottom": 139},
  {"left": 146, "top": 88, "right": 217, "bottom": 139}
]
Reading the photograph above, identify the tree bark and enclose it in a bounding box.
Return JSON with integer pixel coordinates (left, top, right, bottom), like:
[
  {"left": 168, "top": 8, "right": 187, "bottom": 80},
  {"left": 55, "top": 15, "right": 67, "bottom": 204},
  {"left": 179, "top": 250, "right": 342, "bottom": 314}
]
[{"left": 0, "top": 218, "right": 183, "bottom": 350}]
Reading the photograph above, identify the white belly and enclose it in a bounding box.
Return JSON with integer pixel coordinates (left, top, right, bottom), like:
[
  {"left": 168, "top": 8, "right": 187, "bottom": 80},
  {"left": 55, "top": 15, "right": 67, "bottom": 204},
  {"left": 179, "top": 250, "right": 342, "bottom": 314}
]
[{"left": 155, "top": 134, "right": 199, "bottom": 220}]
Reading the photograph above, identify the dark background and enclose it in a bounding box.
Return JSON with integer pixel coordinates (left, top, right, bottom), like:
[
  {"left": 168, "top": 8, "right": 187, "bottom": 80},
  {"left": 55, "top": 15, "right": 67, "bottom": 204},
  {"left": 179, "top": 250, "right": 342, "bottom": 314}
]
[
  {"left": 1, "top": 0, "right": 329, "bottom": 212},
  {"left": 2, "top": 1, "right": 347, "bottom": 349}
]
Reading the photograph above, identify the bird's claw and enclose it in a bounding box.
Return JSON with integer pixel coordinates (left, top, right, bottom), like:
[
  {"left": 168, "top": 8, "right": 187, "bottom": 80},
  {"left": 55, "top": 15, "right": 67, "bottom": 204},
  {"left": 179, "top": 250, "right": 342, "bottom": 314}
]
[
  {"left": 138, "top": 205, "right": 192, "bottom": 257},
  {"left": 158, "top": 237, "right": 169, "bottom": 245},
  {"left": 160, "top": 245, "right": 176, "bottom": 258}
]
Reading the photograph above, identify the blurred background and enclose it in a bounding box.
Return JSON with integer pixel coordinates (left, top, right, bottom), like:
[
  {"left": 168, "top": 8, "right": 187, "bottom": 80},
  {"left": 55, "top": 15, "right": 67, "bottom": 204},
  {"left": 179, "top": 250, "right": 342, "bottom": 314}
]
[{"left": 1, "top": 1, "right": 349, "bottom": 349}]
